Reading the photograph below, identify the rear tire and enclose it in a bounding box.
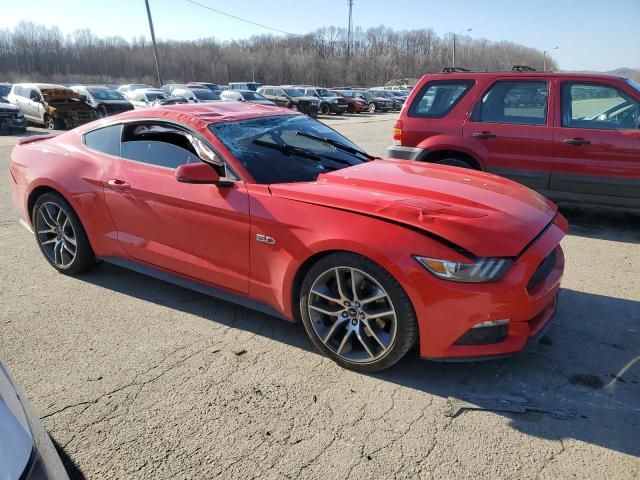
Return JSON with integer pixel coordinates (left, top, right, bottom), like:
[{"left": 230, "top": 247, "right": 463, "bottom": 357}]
[
  {"left": 435, "top": 158, "right": 475, "bottom": 169},
  {"left": 32, "top": 192, "right": 96, "bottom": 275},
  {"left": 300, "top": 252, "right": 418, "bottom": 372}
]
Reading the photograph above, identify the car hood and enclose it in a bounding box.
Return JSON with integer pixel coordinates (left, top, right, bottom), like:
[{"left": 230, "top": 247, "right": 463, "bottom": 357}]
[
  {"left": 95, "top": 99, "right": 131, "bottom": 106},
  {"left": 296, "top": 96, "right": 320, "bottom": 102},
  {"left": 251, "top": 100, "right": 277, "bottom": 106},
  {"left": 0, "top": 101, "right": 19, "bottom": 111},
  {"left": 269, "top": 160, "right": 558, "bottom": 257}
]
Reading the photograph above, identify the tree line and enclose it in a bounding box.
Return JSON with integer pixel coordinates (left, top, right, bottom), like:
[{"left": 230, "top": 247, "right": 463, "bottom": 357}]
[{"left": 0, "top": 21, "right": 558, "bottom": 87}]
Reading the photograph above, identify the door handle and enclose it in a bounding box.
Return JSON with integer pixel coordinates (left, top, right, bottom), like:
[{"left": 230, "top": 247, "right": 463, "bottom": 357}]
[
  {"left": 563, "top": 137, "right": 591, "bottom": 146},
  {"left": 472, "top": 131, "right": 496, "bottom": 139},
  {"left": 106, "top": 179, "right": 131, "bottom": 190}
]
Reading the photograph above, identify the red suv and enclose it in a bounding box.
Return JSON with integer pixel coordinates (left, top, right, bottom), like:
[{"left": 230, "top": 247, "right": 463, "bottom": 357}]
[{"left": 388, "top": 69, "right": 640, "bottom": 208}]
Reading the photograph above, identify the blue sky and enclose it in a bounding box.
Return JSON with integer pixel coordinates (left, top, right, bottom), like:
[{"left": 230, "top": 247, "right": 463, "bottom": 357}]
[{"left": 1, "top": 0, "right": 638, "bottom": 71}]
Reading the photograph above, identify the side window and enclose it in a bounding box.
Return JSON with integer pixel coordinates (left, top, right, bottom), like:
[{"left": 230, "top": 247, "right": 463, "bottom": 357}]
[
  {"left": 19, "top": 87, "right": 30, "bottom": 98},
  {"left": 120, "top": 123, "right": 199, "bottom": 169},
  {"left": 30, "top": 89, "right": 41, "bottom": 101},
  {"left": 473, "top": 80, "right": 548, "bottom": 125},
  {"left": 561, "top": 83, "right": 640, "bottom": 130},
  {"left": 84, "top": 124, "right": 122, "bottom": 156},
  {"left": 409, "top": 80, "right": 474, "bottom": 118}
]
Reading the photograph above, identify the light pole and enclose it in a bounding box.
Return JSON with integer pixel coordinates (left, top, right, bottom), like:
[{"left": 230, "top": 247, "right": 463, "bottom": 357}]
[
  {"left": 144, "top": 0, "right": 162, "bottom": 87},
  {"left": 543, "top": 46, "right": 559, "bottom": 71},
  {"left": 452, "top": 27, "right": 471, "bottom": 68},
  {"left": 250, "top": 57, "right": 255, "bottom": 83}
]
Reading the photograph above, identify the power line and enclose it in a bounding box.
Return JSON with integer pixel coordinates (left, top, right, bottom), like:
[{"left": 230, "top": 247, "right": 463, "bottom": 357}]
[{"left": 184, "top": 0, "right": 293, "bottom": 35}]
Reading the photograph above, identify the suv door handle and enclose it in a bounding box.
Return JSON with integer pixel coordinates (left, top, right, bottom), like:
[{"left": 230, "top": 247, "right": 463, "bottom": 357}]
[
  {"left": 106, "top": 179, "right": 131, "bottom": 190},
  {"left": 563, "top": 137, "right": 591, "bottom": 146},
  {"left": 472, "top": 131, "right": 496, "bottom": 139}
]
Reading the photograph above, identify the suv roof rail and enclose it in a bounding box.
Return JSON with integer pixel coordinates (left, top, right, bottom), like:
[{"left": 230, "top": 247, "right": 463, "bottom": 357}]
[
  {"left": 441, "top": 67, "right": 471, "bottom": 73},
  {"left": 512, "top": 65, "right": 537, "bottom": 72}
]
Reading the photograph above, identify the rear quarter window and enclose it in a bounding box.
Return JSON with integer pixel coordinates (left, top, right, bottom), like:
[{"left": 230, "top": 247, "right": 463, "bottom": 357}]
[
  {"left": 84, "top": 124, "right": 123, "bottom": 156},
  {"left": 408, "top": 80, "right": 475, "bottom": 118}
]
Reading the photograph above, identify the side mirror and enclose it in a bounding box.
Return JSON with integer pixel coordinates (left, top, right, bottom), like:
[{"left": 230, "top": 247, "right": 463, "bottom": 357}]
[{"left": 175, "top": 162, "right": 221, "bottom": 184}]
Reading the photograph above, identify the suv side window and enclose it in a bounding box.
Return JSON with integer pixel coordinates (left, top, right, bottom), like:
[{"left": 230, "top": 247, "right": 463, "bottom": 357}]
[
  {"left": 408, "top": 80, "right": 474, "bottom": 118},
  {"left": 84, "top": 124, "right": 123, "bottom": 156},
  {"left": 561, "top": 82, "right": 640, "bottom": 130},
  {"left": 121, "top": 123, "right": 199, "bottom": 169},
  {"left": 473, "top": 80, "right": 548, "bottom": 125}
]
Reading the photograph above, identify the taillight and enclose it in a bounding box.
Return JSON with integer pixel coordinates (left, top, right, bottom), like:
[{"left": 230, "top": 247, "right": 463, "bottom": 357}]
[{"left": 392, "top": 119, "right": 403, "bottom": 145}]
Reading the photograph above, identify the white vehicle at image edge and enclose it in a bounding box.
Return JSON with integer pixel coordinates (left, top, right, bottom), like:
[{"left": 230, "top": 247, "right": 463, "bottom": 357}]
[{"left": 0, "top": 361, "right": 69, "bottom": 479}]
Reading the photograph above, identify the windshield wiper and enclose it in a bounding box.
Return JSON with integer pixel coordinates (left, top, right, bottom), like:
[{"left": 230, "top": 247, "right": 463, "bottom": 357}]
[
  {"left": 252, "top": 139, "right": 350, "bottom": 168},
  {"left": 295, "top": 131, "right": 376, "bottom": 160}
]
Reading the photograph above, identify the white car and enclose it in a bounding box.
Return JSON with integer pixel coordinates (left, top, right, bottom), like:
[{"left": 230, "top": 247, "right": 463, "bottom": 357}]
[
  {"left": 219, "top": 89, "right": 276, "bottom": 106},
  {"left": 125, "top": 88, "right": 187, "bottom": 109},
  {"left": 171, "top": 87, "right": 220, "bottom": 103},
  {"left": 117, "top": 83, "right": 152, "bottom": 96}
]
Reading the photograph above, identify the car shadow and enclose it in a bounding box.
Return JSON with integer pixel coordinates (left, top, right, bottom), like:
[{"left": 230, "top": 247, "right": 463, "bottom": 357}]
[
  {"left": 78, "top": 264, "right": 640, "bottom": 457},
  {"left": 51, "top": 436, "right": 87, "bottom": 480},
  {"left": 559, "top": 203, "right": 640, "bottom": 244}
]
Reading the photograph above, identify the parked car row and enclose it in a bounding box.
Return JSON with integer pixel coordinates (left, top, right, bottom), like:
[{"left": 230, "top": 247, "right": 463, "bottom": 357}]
[{"left": 0, "top": 79, "right": 406, "bottom": 132}]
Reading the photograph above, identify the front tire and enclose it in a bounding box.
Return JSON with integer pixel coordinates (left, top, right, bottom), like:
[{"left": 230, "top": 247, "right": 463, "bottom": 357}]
[
  {"left": 368, "top": 102, "right": 377, "bottom": 113},
  {"left": 319, "top": 104, "right": 330, "bottom": 115},
  {"left": 32, "top": 192, "right": 96, "bottom": 275},
  {"left": 300, "top": 252, "right": 418, "bottom": 372}
]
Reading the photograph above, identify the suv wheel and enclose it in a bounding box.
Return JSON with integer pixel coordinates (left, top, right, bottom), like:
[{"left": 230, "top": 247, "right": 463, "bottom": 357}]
[
  {"left": 44, "top": 115, "right": 62, "bottom": 130},
  {"left": 347, "top": 104, "right": 355, "bottom": 114},
  {"left": 319, "top": 104, "right": 330, "bottom": 115},
  {"left": 300, "top": 252, "right": 418, "bottom": 372},
  {"left": 436, "top": 158, "right": 475, "bottom": 169},
  {"left": 368, "top": 103, "right": 377, "bottom": 113}
]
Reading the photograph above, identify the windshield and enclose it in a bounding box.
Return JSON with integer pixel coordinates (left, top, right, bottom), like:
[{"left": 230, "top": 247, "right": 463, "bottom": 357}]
[
  {"left": 209, "top": 115, "right": 369, "bottom": 184},
  {"left": 626, "top": 78, "right": 640, "bottom": 94},
  {"left": 284, "top": 88, "right": 304, "bottom": 97},
  {"left": 193, "top": 89, "right": 220, "bottom": 100},
  {"left": 146, "top": 92, "right": 167, "bottom": 101},
  {"left": 0, "top": 85, "right": 10, "bottom": 97},
  {"left": 317, "top": 88, "right": 333, "bottom": 97},
  {"left": 242, "top": 91, "right": 266, "bottom": 100},
  {"left": 358, "top": 91, "right": 373, "bottom": 101},
  {"left": 246, "top": 82, "right": 262, "bottom": 91},
  {"left": 89, "top": 88, "right": 124, "bottom": 100}
]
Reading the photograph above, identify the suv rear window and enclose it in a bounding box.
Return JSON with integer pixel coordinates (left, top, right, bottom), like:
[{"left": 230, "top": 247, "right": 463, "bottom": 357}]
[{"left": 408, "top": 80, "right": 474, "bottom": 118}]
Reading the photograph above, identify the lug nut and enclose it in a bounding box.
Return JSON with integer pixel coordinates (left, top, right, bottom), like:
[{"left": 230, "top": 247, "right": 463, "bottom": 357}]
[
  {"left": 342, "top": 311, "right": 348, "bottom": 318},
  {"left": 344, "top": 301, "right": 351, "bottom": 307}
]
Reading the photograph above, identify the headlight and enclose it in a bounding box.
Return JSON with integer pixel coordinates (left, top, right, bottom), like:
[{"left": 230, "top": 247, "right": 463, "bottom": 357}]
[
  {"left": 331, "top": 99, "right": 338, "bottom": 103},
  {"left": 414, "top": 256, "right": 512, "bottom": 283}
]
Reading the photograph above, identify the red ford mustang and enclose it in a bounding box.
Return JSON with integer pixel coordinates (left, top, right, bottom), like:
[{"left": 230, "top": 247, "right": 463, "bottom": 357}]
[{"left": 9, "top": 103, "right": 567, "bottom": 371}]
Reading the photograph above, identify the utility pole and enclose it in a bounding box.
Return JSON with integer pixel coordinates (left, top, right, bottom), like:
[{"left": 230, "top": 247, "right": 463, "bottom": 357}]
[
  {"left": 347, "top": 0, "right": 353, "bottom": 60},
  {"left": 250, "top": 57, "right": 255, "bottom": 83},
  {"left": 452, "top": 27, "right": 471, "bottom": 68},
  {"left": 543, "top": 46, "right": 559, "bottom": 71},
  {"left": 145, "top": 0, "right": 163, "bottom": 86}
]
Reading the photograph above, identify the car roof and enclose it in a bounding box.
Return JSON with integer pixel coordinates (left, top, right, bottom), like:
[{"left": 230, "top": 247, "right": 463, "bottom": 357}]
[
  {"left": 421, "top": 71, "right": 628, "bottom": 82},
  {"left": 14, "top": 83, "right": 69, "bottom": 89},
  {"left": 89, "top": 102, "right": 296, "bottom": 127}
]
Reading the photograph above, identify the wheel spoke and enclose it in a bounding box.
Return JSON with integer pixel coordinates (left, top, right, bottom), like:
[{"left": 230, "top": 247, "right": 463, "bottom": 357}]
[
  {"left": 40, "top": 206, "right": 57, "bottom": 228},
  {"left": 309, "top": 304, "right": 342, "bottom": 317},
  {"left": 37, "top": 228, "right": 56, "bottom": 235},
  {"left": 63, "top": 243, "right": 76, "bottom": 256},
  {"left": 334, "top": 268, "right": 347, "bottom": 300},
  {"left": 63, "top": 233, "right": 76, "bottom": 247},
  {"left": 362, "top": 320, "right": 388, "bottom": 350},
  {"left": 310, "top": 287, "right": 341, "bottom": 303},
  {"left": 56, "top": 206, "right": 64, "bottom": 224},
  {"left": 366, "top": 310, "right": 395, "bottom": 320},
  {"left": 53, "top": 241, "right": 62, "bottom": 265},
  {"left": 336, "top": 330, "right": 352, "bottom": 355},
  {"left": 323, "top": 317, "right": 348, "bottom": 343},
  {"left": 360, "top": 288, "right": 387, "bottom": 305},
  {"left": 41, "top": 238, "right": 57, "bottom": 245},
  {"left": 354, "top": 324, "right": 375, "bottom": 359},
  {"left": 350, "top": 268, "right": 359, "bottom": 302}
]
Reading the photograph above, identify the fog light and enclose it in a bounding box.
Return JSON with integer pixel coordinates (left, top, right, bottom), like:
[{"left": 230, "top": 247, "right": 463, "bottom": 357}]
[{"left": 472, "top": 319, "right": 510, "bottom": 329}]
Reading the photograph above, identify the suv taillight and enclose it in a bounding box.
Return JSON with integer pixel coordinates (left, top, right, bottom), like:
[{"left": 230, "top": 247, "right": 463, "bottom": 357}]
[{"left": 392, "top": 119, "right": 403, "bottom": 145}]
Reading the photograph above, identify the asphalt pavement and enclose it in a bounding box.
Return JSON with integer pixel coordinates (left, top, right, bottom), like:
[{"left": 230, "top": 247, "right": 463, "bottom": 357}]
[{"left": 0, "top": 113, "right": 638, "bottom": 479}]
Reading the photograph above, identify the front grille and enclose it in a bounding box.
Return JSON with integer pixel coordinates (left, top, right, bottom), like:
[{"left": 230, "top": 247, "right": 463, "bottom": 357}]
[
  {"left": 527, "top": 248, "right": 557, "bottom": 291},
  {"left": 0, "top": 110, "right": 19, "bottom": 119},
  {"left": 337, "top": 98, "right": 346, "bottom": 105}
]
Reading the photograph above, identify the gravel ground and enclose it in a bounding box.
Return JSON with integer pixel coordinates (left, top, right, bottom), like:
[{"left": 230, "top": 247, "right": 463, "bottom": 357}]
[{"left": 1, "top": 114, "right": 639, "bottom": 479}]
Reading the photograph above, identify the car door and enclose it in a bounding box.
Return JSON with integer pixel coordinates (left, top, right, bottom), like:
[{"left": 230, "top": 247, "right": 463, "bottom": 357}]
[
  {"left": 551, "top": 80, "right": 640, "bottom": 201},
  {"left": 18, "top": 88, "right": 38, "bottom": 121},
  {"left": 463, "top": 79, "right": 554, "bottom": 190},
  {"left": 101, "top": 121, "right": 251, "bottom": 293}
]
